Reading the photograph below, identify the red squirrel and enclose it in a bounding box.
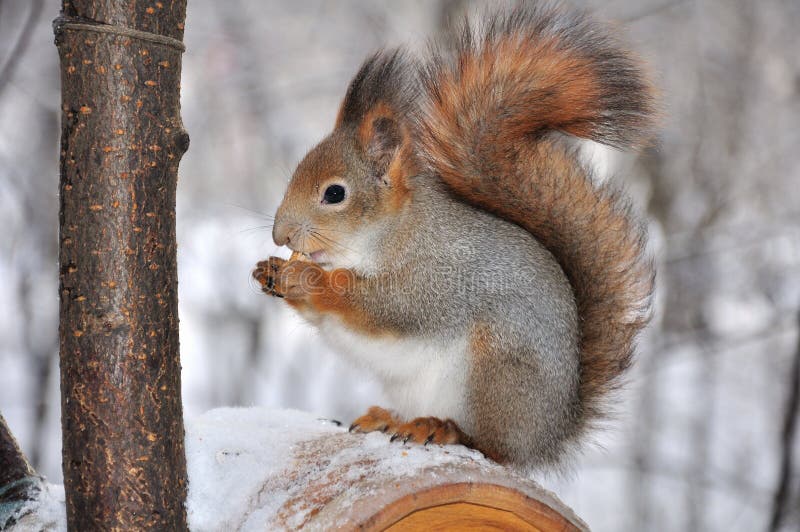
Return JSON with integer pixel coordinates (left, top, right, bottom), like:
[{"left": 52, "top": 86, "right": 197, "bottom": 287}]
[{"left": 253, "top": 2, "right": 656, "bottom": 470}]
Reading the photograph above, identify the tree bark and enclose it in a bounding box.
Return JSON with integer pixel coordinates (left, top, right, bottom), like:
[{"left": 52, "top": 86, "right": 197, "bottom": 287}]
[
  {"left": 54, "top": 1, "right": 189, "bottom": 529},
  {"left": 0, "top": 413, "right": 39, "bottom": 528}
]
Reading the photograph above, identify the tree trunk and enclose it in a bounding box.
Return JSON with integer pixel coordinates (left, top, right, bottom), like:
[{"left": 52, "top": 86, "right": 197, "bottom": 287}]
[
  {"left": 54, "top": 1, "right": 189, "bottom": 529},
  {"left": 0, "top": 413, "right": 39, "bottom": 528}
]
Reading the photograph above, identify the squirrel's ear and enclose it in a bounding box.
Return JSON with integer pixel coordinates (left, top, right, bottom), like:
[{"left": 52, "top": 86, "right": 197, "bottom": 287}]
[{"left": 358, "top": 103, "right": 404, "bottom": 176}]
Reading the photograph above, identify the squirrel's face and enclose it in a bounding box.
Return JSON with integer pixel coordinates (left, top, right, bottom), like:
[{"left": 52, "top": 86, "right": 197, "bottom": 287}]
[{"left": 273, "top": 123, "right": 412, "bottom": 271}]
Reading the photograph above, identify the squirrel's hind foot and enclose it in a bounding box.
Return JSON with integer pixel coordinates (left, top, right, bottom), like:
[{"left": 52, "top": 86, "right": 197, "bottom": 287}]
[
  {"left": 349, "top": 406, "right": 467, "bottom": 447},
  {"left": 391, "top": 417, "right": 466, "bottom": 446},
  {"left": 349, "top": 406, "right": 400, "bottom": 434}
]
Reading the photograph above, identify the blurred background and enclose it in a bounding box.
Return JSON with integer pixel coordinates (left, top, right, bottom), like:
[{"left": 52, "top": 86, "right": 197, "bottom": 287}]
[{"left": 1, "top": 0, "right": 799, "bottom": 530}]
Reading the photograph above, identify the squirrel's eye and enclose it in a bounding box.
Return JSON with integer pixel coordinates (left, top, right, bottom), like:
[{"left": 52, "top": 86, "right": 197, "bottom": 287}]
[{"left": 322, "top": 184, "right": 346, "bottom": 205}]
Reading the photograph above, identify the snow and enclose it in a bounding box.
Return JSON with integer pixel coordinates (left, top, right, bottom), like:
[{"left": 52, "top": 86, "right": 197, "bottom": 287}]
[
  {"left": 3, "top": 481, "right": 65, "bottom": 532},
  {"left": 185, "top": 407, "right": 500, "bottom": 530},
  {"left": 185, "top": 407, "right": 353, "bottom": 530},
  {"left": 8, "top": 407, "right": 583, "bottom": 531}
]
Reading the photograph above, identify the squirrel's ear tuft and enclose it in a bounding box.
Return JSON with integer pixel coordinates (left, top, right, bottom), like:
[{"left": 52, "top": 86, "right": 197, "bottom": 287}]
[
  {"left": 335, "top": 49, "right": 414, "bottom": 127},
  {"left": 358, "top": 104, "right": 403, "bottom": 175},
  {"left": 336, "top": 48, "right": 417, "bottom": 179}
]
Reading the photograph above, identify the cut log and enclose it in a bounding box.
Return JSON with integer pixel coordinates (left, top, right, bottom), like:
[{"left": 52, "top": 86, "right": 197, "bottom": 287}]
[
  {"left": 185, "top": 408, "right": 587, "bottom": 531},
  {"left": 6, "top": 408, "right": 587, "bottom": 530}
]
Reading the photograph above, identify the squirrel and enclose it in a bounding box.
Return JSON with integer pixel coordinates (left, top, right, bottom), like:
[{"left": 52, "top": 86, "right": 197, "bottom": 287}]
[{"left": 253, "top": 2, "right": 656, "bottom": 470}]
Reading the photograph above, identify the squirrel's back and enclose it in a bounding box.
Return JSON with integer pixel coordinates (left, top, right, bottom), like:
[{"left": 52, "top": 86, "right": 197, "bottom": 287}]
[{"left": 412, "top": 2, "right": 657, "bottom": 427}]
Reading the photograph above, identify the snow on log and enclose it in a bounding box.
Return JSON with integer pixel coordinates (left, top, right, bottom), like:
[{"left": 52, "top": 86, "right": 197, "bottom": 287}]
[
  {"left": 185, "top": 408, "right": 587, "bottom": 531},
  {"left": 7, "top": 408, "right": 587, "bottom": 531}
]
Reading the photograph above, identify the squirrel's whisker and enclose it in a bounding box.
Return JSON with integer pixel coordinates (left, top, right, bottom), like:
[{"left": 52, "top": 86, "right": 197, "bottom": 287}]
[
  {"left": 227, "top": 203, "right": 276, "bottom": 221},
  {"left": 310, "top": 231, "right": 355, "bottom": 254},
  {"left": 239, "top": 225, "right": 274, "bottom": 234}
]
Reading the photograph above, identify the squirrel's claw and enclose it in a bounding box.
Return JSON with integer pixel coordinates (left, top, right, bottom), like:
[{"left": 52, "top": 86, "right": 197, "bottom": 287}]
[
  {"left": 350, "top": 407, "right": 466, "bottom": 447},
  {"left": 390, "top": 417, "right": 465, "bottom": 446},
  {"left": 349, "top": 406, "right": 399, "bottom": 435}
]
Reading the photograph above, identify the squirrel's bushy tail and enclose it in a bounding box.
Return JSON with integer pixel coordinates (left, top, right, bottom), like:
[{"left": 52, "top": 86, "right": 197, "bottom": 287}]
[{"left": 414, "top": 3, "right": 656, "bottom": 423}]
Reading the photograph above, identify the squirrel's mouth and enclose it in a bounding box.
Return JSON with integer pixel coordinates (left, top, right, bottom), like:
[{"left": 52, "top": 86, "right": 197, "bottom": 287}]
[{"left": 290, "top": 248, "right": 330, "bottom": 266}]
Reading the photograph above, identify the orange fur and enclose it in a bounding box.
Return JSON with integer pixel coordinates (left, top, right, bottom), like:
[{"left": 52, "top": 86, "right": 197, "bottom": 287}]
[
  {"left": 384, "top": 137, "right": 417, "bottom": 211},
  {"left": 349, "top": 406, "right": 399, "bottom": 434},
  {"left": 391, "top": 417, "right": 465, "bottom": 445}
]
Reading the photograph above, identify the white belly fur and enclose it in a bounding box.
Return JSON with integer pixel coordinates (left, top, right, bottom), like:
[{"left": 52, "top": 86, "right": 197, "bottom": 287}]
[{"left": 317, "top": 318, "right": 471, "bottom": 429}]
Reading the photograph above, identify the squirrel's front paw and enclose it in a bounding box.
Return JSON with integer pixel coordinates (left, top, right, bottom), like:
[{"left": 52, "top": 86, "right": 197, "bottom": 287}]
[
  {"left": 253, "top": 257, "right": 284, "bottom": 297},
  {"left": 252, "top": 256, "right": 323, "bottom": 300}
]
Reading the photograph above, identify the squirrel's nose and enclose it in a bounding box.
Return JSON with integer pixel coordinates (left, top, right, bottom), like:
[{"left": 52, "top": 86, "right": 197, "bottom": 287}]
[{"left": 272, "top": 222, "right": 292, "bottom": 247}]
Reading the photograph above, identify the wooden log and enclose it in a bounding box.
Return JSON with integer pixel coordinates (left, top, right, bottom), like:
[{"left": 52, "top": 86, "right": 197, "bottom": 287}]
[
  {"left": 6, "top": 408, "right": 586, "bottom": 530},
  {"left": 185, "top": 408, "right": 587, "bottom": 531}
]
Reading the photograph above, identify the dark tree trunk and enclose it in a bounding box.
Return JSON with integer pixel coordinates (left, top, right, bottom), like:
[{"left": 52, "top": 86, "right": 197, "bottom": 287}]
[
  {"left": 0, "top": 414, "right": 35, "bottom": 490},
  {"left": 54, "top": 1, "right": 189, "bottom": 529},
  {"left": 0, "top": 413, "right": 39, "bottom": 528}
]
